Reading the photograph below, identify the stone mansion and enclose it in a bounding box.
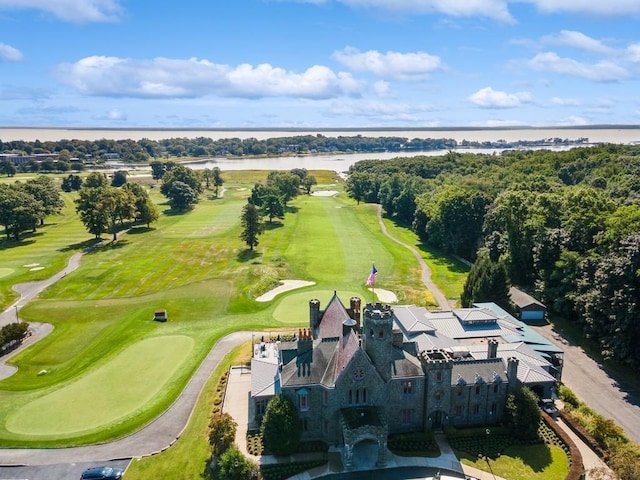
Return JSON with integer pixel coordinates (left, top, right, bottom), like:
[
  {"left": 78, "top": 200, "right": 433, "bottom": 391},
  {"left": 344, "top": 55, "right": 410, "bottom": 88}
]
[{"left": 249, "top": 292, "right": 562, "bottom": 466}]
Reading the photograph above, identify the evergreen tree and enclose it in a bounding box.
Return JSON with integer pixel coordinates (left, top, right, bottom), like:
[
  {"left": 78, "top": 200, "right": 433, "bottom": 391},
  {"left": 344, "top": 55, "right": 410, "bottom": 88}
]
[
  {"left": 240, "top": 202, "right": 264, "bottom": 251},
  {"left": 461, "top": 249, "right": 510, "bottom": 308},
  {"left": 260, "top": 394, "right": 301, "bottom": 455}
]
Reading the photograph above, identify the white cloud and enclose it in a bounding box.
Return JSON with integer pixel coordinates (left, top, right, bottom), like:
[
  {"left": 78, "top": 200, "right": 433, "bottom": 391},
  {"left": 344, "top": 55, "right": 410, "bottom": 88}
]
[
  {"left": 371, "top": 80, "right": 393, "bottom": 97},
  {"left": 561, "top": 115, "right": 589, "bottom": 126},
  {"left": 292, "top": 0, "right": 640, "bottom": 20},
  {"left": 526, "top": 52, "right": 629, "bottom": 82},
  {"left": 551, "top": 97, "right": 581, "bottom": 106},
  {"left": 628, "top": 43, "right": 640, "bottom": 63},
  {"left": 332, "top": 47, "right": 442, "bottom": 80},
  {"left": 329, "top": 99, "right": 435, "bottom": 120},
  {"left": 0, "top": 42, "right": 23, "bottom": 62},
  {"left": 299, "top": 0, "right": 514, "bottom": 22},
  {"left": 468, "top": 87, "right": 532, "bottom": 108},
  {"left": 93, "top": 109, "right": 127, "bottom": 121},
  {"left": 522, "top": 0, "right": 640, "bottom": 16},
  {"left": 55, "top": 56, "right": 363, "bottom": 100},
  {"left": 0, "top": 0, "right": 122, "bottom": 23},
  {"left": 542, "top": 30, "right": 614, "bottom": 54}
]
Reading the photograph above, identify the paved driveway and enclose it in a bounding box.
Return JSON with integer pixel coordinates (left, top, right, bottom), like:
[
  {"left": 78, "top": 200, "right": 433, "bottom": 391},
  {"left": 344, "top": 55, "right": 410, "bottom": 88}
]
[{"left": 532, "top": 322, "right": 640, "bottom": 444}]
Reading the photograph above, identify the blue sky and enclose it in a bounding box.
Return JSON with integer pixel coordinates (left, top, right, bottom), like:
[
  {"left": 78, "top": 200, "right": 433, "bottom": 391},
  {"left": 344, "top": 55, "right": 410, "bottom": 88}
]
[{"left": 1, "top": 0, "right": 639, "bottom": 128}]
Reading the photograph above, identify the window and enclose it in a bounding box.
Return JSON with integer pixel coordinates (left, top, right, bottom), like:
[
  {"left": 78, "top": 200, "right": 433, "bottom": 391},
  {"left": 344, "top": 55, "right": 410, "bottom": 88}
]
[
  {"left": 323, "top": 390, "right": 329, "bottom": 406},
  {"left": 301, "top": 418, "right": 308, "bottom": 432},
  {"left": 256, "top": 399, "right": 267, "bottom": 416},
  {"left": 493, "top": 384, "right": 499, "bottom": 394},
  {"left": 298, "top": 390, "right": 309, "bottom": 411},
  {"left": 472, "top": 404, "right": 480, "bottom": 415},
  {"left": 457, "top": 386, "right": 463, "bottom": 397},
  {"left": 355, "top": 389, "right": 360, "bottom": 404},
  {"left": 434, "top": 391, "right": 442, "bottom": 402},
  {"left": 401, "top": 409, "right": 413, "bottom": 424},
  {"left": 348, "top": 390, "right": 353, "bottom": 405},
  {"left": 403, "top": 381, "right": 413, "bottom": 394},
  {"left": 363, "top": 388, "right": 367, "bottom": 403},
  {"left": 454, "top": 405, "right": 463, "bottom": 416},
  {"left": 369, "top": 329, "right": 374, "bottom": 337},
  {"left": 491, "top": 402, "right": 497, "bottom": 416},
  {"left": 324, "top": 420, "right": 329, "bottom": 434},
  {"left": 436, "top": 371, "right": 442, "bottom": 381},
  {"left": 475, "top": 385, "right": 481, "bottom": 395},
  {"left": 378, "top": 330, "right": 384, "bottom": 338}
]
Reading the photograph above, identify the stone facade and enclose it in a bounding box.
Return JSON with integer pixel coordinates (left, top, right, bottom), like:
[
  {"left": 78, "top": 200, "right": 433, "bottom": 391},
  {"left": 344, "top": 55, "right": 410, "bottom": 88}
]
[{"left": 249, "top": 292, "right": 559, "bottom": 452}]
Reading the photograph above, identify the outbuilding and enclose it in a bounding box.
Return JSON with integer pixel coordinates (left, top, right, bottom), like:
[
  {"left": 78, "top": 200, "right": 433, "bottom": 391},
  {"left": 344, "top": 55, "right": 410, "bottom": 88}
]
[
  {"left": 509, "top": 287, "right": 546, "bottom": 322},
  {"left": 153, "top": 309, "right": 168, "bottom": 322}
]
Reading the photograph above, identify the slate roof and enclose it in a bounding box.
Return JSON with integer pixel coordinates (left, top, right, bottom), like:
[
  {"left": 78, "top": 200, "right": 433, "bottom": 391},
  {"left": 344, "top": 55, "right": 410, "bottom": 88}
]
[
  {"left": 318, "top": 293, "right": 352, "bottom": 340},
  {"left": 451, "top": 358, "right": 505, "bottom": 386},
  {"left": 467, "top": 342, "right": 556, "bottom": 384}
]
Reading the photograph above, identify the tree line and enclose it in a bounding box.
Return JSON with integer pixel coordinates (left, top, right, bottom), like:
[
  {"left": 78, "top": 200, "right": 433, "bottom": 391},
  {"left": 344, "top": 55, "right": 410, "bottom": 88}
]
[
  {"left": 0, "top": 176, "right": 64, "bottom": 241},
  {"left": 346, "top": 144, "right": 640, "bottom": 370}
]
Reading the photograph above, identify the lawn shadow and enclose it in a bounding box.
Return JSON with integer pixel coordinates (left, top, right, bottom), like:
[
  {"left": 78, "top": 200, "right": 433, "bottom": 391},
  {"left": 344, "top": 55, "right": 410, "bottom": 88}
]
[
  {"left": 285, "top": 205, "right": 299, "bottom": 214},
  {"left": 59, "top": 238, "right": 102, "bottom": 253},
  {"left": 416, "top": 240, "right": 470, "bottom": 274},
  {"left": 94, "top": 238, "right": 130, "bottom": 251},
  {"left": 504, "top": 443, "right": 553, "bottom": 472},
  {"left": 127, "top": 226, "right": 156, "bottom": 235},
  {"left": 162, "top": 208, "right": 192, "bottom": 216},
  {"left": 264, "top": 222, "right": 283, "bottom": 231},
  {"left": 237, "top": 249, "right": 262, "bottom": 262},
  {"left": 0, "top": 238, "right": 36, "bottom": 251}
]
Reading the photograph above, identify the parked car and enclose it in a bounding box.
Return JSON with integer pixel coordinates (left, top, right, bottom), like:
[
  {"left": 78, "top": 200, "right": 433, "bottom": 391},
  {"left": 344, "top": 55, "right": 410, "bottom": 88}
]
[
  {"left": 80, "top": 466, "right": 123, "bottom": 480},
  {"left": 540, "top": 398, "right": 558, "bottom": 418}
]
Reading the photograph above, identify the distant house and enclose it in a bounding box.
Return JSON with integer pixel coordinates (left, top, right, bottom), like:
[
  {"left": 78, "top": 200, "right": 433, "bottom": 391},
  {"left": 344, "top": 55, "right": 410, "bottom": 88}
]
[
  {"left": 509, "top": 287, "right": 546, "bottom": 322},
  {"left": 153, "top": 310, "right": 167, "bottom": 322}
]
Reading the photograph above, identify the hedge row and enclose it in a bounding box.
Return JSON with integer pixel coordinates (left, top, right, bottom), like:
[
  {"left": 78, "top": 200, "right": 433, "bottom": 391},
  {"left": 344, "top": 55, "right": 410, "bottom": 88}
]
[
  {"left": 260, "top": 460, "right": 326, "bottom": 480},
  {"left": 0, "top": 322, "right": 29, "bottom": 353}
]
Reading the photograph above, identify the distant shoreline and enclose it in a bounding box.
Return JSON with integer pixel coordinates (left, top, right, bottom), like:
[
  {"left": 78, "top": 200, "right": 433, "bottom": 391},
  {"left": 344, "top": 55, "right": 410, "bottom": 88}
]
[
  {"left": 2, "top": 125, "right": 640, "bottom": 144},
  {"left": 2, "top": 124, "right": 640, "bottom": 132}
]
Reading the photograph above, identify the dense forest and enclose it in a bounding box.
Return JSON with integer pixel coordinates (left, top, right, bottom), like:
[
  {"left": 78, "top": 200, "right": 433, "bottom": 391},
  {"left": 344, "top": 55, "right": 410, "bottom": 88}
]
[
  {"left": 0, "top": 134, "right": 589, "bottom": 165},
  {"left": 346, "top": 144, "right": 640, "bottom": 371}
]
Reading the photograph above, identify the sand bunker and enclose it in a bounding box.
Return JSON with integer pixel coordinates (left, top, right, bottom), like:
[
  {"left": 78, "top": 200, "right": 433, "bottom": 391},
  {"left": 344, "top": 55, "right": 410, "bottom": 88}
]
[
  {"left": 30, "top": 267, "right": 45, "bottom": 271},
  {"left": 311, "top": 190, "right": 339, "bottom": 197},
  {"left": 369, "top": 288, "right": 398, "bottom": 303},
  {"left": 256, "top": 280, "right": 316, "bottom": 302},
  {"left": 23, "top": 263, "right": 40, "bottom": 268}
]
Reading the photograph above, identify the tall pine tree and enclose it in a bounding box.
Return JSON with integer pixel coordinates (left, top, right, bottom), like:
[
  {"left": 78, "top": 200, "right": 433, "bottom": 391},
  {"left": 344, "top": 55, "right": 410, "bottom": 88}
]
[{"left": 461, "top": 249, "right": 510, "bottom": 309}]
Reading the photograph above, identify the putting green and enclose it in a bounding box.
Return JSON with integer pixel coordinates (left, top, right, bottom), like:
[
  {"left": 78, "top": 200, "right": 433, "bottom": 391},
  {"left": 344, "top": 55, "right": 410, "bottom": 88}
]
[
  {"left": 273, "top": 289, "right": 364, "bottom": 324},
  {"left": 0, "top": 268, "right": 14, "bottom": 279},
  {"left": 6, "top": 335, "right": 194, "bottom": 437}
]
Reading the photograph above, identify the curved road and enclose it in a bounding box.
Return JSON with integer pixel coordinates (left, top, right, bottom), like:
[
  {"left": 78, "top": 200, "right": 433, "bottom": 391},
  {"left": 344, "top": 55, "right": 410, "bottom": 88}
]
[{"left": 376, "top": 205, "right": 450, "bottom": 310}]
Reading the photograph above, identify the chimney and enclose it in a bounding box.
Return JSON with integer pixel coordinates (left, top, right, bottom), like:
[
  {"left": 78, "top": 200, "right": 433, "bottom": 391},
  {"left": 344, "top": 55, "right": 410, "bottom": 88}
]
[
  {"left": 297, "top": 328, "right": 313, "bottom": 355},
  {"left": 342, "top": 318, "right": 357, "bottom": 338},
  {"left": 349, "top": 297, "right": 362, "bottom": 328},
  {"left": 309, "top": 299, "right": 321, "bottom": 332},
  {"left": 507, "top": 357, "right": 519, "bottom": 391},
  {"left": 392, "top": 330, "right": 404, "bottom": 348},
  {"left": 488, "top": 339, "right": 498, "bottom": 359}
]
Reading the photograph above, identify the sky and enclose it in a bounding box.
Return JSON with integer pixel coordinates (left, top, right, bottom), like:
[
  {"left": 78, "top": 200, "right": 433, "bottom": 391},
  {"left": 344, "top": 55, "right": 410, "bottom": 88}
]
[{"left": 0, "top": 0, "right": 640, "bottom": 129}]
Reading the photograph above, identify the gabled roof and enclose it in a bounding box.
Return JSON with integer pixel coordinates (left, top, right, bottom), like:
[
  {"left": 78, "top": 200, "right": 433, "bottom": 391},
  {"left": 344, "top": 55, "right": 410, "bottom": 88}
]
[
  {"left": 509, "top": 287, "right": 546, "bottom": 309},
  {"left": 318, "top": 293, "right": 352, "bottom": 340}
]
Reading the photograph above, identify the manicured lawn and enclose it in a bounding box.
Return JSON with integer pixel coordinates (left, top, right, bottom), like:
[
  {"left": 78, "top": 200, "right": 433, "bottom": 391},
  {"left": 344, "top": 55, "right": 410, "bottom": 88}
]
[
  {"left": 458, "top": 443, "right": 570, "bottom": 480},
  {"left": 6, "top": 335, "right": 194, "bottom": 438}
]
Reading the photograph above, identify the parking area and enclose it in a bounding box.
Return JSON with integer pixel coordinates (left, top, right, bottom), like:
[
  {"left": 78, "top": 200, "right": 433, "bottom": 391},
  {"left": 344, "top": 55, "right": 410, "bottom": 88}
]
[{"left": 0, "top": 459, "right": 130, "bottom": 480}]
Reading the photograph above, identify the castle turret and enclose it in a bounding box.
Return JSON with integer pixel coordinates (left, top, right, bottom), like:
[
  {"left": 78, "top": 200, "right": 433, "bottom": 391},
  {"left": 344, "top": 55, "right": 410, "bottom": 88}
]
[{"left": 363, "top": 303, "right": 393, "bottom": 381}]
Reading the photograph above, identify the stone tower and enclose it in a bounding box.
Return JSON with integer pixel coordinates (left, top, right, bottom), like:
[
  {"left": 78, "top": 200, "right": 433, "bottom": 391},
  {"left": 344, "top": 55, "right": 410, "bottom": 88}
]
[{"left": 363, "top": 303, "right": 393, "bottom": 381}]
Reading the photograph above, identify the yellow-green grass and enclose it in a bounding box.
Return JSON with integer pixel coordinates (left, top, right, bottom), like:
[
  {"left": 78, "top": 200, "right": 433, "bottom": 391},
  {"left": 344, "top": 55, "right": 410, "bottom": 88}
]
[
  {"left": 6, "top": 335, "right": 193, "bottom": 439},
  {"left": 0, "top": 177, "right": 450, "bottom": 446},
  {"left": 125, "top": 342, "right": 252, "bottom": 480},
  {"left": 378, "top": 215, "right": 469, "bottom": 305},
  {"left": 458, "top": 444, "right": 570, "bottom": 480},
  {"left": 0, "top": 191, "right": 91, "bottom": 310}
]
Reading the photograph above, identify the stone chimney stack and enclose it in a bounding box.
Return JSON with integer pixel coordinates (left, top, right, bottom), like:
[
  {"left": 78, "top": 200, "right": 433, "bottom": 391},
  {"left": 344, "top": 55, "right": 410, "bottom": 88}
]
[
  {"left": 488, "top": 339, "right": 498, "bottom": 359},
  {"left": 297, "top": 328, "right": 313, "bottom": 355},
  {"left": 309, "top": 299, "right": 321, "bottom": 333},
  {"left": 507, "top": 357, "right": 519, "bottom": 391}
]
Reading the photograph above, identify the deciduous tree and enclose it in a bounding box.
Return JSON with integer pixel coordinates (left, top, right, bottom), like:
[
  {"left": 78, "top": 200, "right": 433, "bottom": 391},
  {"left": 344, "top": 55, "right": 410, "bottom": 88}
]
[
  {"left": 240, "top": 202, "right": 264, "bottom": 251},
  {"left": 260, "top": 394, "right": 301, "bottom": 455}
]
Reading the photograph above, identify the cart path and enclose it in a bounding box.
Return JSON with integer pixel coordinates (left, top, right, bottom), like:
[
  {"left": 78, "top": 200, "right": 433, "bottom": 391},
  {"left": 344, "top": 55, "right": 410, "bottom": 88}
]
[{"left": 376, "top": 205, "right": 451, "bottom": 310}]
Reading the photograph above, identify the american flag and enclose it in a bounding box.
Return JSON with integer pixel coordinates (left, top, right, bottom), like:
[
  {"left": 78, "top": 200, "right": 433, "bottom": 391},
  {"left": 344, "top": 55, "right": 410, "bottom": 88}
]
[{"left": 366, "top": 264, "right": 378, "bottom": 287}]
